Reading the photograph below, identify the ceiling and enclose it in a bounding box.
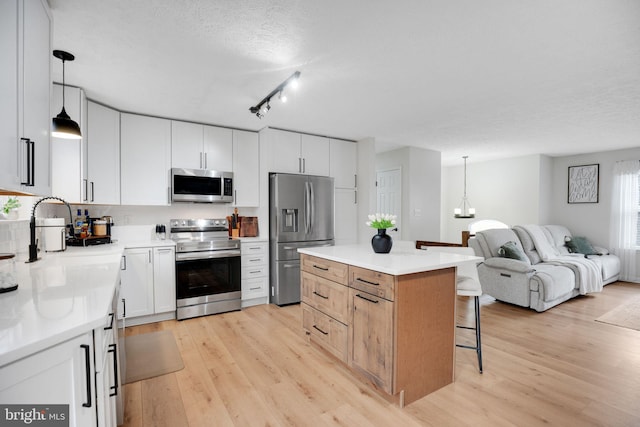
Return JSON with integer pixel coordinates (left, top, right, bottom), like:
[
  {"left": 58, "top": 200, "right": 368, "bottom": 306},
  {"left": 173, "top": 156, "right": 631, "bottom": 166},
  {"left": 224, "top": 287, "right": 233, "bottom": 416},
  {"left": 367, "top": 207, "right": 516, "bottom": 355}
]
[{"left": 48, "top": 0, "right": 640, "bottom": 166}]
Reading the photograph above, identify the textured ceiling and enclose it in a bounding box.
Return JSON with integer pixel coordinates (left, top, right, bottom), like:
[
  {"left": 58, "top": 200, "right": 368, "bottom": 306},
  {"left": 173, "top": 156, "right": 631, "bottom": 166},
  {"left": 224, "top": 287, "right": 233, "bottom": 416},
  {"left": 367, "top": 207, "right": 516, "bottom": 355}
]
[{"left": 48, "top": 0, "right": 640, "bottom": 166}]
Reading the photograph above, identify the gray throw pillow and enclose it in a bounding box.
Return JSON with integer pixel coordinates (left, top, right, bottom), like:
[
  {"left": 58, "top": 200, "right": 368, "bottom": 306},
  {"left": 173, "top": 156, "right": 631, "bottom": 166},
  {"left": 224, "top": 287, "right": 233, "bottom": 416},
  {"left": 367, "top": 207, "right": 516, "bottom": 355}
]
[
  {"left": 565, "top": 236, "right": 601, "bottom": 256},
  {"left": 498, "top": 241, "right": 529, "bottom": 262}
]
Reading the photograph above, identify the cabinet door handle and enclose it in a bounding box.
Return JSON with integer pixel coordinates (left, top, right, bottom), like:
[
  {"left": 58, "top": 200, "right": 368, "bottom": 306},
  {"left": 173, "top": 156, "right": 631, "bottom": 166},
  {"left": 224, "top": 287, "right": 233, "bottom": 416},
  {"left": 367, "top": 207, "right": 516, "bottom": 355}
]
[
  {"left": 199, "top": 152, "right": 203, "bottom": 169},
  {"left": 108, "top": 344, "right": 118, "bottom": 397},
  {"left": 20, "top": 138, "right": 35, "bottom": 186},
  {"left": 204, "top": 152, "right": 208, "bottom": 169},
  {"left": 122, "top": 298, "right": 126, "bottom": 318},
  {"left": 313, "top": 291, "right": 328, "bottom": 299},
  {"left": 104, "top": 312, "right": 115, "bottom": 330},
  {"left": 83, "top": 179, "right": 88, "bottom": 202},
  {"left": 355, "top": 277, "right": 380, "bottom": 286},
  {"left": 356, "top": 293, "right": 379, "bottom": 304},
  {"left": 121, "top": 255, "right": 127, "bottom": 270},
  {"left": 313, "top": 264, "right": 329, "bottom": 271},
  {"left": 313, "top": 325, "right": 328, "bottom": 335},
  {"left": 90, "top": 181, "right": 95, "bottom": 202},
  {"left": 81, "top": 344, "right": 92, "bottom": 407},
  {"left": 302, "top": 158, "right": 306, "bottom": 173},
  {"left": 298, "top": 157, "right": 302, "bottom": 173},
  {"left": 250, "top": 286, "right": 261, "bottom": 291}
]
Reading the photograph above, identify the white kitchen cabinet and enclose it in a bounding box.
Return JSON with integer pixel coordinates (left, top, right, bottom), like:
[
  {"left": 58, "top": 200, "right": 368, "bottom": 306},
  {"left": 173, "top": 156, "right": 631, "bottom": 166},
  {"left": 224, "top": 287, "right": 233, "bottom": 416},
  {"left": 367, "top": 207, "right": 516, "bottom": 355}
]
[
  {"left": 85, "top": 101, "right": 120, "bottom": 204},
  {"left": 51, "top": 84, "right": 85, "bottom": 203},
  {"left": 0, "top": 332, "right": 98, "bottom": 427},
  {"left": 120, "top": 246, "right": 176, "bottom": 326},
  {"left": 330, "top": 139, "right": 357, "bottom": 189},
  {"left": 204, "top": 125, "right": 233, "bottom": 171},
  {"left": 241, "top": 241, "right": 268, "bottom": 306},
  {"left": 121, "top": 113, "right": 171, "bottom": 205},
  {"left": 232, "top": 129, "right": 259, "bottom": 207},
  {"left": 335, "top": 188, "right": 358, "bottom": 245},
  {"left": 171, "top": 120, "right": 232, "bottom": 171},
  {"left": 120, "top": 248, "right": 154, "bottom": 318},
  {"left": 0, "top": 0, "right": 51, "bottom": 195},
  {"left": 153, "top": 246, "right": 176, "bottom": 314},
  {"left": 301, "top": 134, "right": 330, "bottom": 176},
  {"left": 262, "top": 128, "right": 330, "bottom": 175},
  {"left": 264, "top": 128, "right": 301, "bottom": 174}
]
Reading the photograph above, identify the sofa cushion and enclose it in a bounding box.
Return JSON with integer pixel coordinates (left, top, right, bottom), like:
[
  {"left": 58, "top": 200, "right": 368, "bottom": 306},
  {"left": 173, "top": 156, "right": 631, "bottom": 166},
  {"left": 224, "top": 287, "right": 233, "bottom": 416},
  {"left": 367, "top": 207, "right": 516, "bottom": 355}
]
[
  {"left": 513, "top": 226, "right": 542, "bottom": 265},
  {"left": 543, "top": 225, "right": 572, "bottom": 255},
  {"left": 474, "top": 228, "right": 526, "bottom": 259},
  {"left": 565, "top": 236, "right": 600, "bottom": 255},
  {"left": 498, "top": 241, "right": 529, "bottom": 263}
]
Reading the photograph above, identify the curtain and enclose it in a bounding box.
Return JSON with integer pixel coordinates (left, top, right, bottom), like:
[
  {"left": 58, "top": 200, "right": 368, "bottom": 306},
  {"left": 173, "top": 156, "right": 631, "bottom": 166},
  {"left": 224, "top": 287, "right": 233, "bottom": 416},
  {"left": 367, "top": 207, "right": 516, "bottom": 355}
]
[{"left": 609, "top": 160, "right": 640, "bottom": 282}]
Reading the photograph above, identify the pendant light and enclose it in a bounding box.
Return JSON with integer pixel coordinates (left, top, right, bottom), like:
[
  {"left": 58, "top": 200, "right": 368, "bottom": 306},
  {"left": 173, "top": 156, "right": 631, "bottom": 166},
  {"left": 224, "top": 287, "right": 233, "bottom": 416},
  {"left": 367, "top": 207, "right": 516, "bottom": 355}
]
[
  {"left": 52, "top": 50, "right": 82, "bottom": 139},
  {"left": 454, "top": 156, "right": 476, "bottom": 218}
]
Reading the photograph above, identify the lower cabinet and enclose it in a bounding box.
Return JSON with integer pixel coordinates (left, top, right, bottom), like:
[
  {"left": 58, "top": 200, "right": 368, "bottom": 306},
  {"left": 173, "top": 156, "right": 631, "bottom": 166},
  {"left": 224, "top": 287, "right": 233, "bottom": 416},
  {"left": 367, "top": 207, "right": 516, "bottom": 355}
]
[
  {"left": 240, "top": 241, "right": 269, "bottom": 306},
  {"left": 0, "top": 333, "right": 98, "bottom": 426},
  {"left": 120, "top": 246, "right": 176, "bottom": 326},
  {"left": 300, "top": 253, "right": 456, "bottom": 406},
  {"left": 0, "top": 303, "right": 123, "bottom": 427},
  {"left": 348, "top": 287, "right": 393, "bottom": 393}
]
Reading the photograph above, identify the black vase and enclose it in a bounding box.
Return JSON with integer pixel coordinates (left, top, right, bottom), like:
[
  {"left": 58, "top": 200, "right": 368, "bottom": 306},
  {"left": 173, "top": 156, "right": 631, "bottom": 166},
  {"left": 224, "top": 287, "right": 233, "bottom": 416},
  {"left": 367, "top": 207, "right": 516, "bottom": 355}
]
[{"left": 371, "top": 228, "right": 393, "bottom": 253}]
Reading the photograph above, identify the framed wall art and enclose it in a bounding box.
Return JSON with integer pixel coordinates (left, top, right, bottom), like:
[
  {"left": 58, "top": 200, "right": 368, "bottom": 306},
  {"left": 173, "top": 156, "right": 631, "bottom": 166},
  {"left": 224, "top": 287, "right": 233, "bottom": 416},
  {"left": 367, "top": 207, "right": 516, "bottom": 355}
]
[{"left": 568, "top": 164, "right": 599, "bottom": 203}]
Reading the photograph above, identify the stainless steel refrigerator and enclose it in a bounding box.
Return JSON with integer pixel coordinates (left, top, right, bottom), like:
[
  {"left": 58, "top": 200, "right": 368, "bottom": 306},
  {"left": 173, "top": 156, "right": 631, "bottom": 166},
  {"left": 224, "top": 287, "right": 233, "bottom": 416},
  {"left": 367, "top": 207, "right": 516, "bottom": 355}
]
[{"left": 269, "top": 173, "right": 335, "bottom": 305}]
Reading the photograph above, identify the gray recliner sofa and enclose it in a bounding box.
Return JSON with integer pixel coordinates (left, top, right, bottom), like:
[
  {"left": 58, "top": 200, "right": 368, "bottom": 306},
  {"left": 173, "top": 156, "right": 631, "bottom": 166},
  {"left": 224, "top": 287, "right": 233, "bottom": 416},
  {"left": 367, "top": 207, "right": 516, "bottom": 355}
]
[{"left": 469, "top": 225, "right": 620, "bottom": 312}]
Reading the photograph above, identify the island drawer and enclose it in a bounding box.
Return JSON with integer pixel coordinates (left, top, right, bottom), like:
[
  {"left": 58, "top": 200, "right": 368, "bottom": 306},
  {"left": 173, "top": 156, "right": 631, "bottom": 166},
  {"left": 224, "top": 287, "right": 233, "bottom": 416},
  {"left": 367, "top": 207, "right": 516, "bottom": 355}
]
[
  {"left": 349, "top": 266, "right": 395, "bottom": 301},
  {"left": 302, "top": 303, "right": 348, "bottom": 363},
  {"left": 301, "top": 254, "right": 348, "bottom": 286},
  {"left": 301, "top": 271, "right": 349, "bottom": 324}
]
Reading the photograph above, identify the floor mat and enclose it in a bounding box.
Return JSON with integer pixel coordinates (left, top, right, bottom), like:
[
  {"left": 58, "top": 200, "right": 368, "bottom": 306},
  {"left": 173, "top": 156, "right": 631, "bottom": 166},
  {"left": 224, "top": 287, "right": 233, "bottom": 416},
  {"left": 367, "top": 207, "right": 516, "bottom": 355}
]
[
  {"left": 124, "top": 330, "right": 184, "bottom": 384},
  {"left": 595, "top": 297, "right": 640, "bottom": 332}
]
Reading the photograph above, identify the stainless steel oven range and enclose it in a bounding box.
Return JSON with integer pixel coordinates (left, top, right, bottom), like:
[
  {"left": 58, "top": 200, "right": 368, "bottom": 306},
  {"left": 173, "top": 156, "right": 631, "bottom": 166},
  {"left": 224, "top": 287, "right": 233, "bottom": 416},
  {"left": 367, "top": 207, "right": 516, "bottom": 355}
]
[{"left": 170, "top": 218, "right": 241, "bottom": 320}]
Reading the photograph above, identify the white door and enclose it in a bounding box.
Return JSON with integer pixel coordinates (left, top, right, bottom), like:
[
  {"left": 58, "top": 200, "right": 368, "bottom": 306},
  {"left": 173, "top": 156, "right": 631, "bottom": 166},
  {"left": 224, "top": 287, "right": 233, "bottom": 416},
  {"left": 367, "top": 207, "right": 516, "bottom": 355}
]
[{"left": 376, "top": 169, "right": 401, "bottom": 238}]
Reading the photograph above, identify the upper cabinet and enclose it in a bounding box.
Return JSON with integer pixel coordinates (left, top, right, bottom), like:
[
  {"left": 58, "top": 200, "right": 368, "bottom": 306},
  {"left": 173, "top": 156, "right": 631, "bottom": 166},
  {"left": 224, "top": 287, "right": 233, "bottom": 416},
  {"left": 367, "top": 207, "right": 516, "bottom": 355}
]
[
  {"left": 121, "top": 113, "right": 171, "bottom": 206},
  {"left": 171, "top": 120, "right": 232, "bottom": 171},
  {"left": 0, "top": 0, "right": 51, "bottom": 195},
  {"left": 232, "top": 129, "right": 259, "bottom": 207},
  {"left": 51, "top": 84, "right": 85, "bottom": 203},
  {"left": 85, "top": 101, "right": 120, "bottom": 204},
  {"left": 330, "top": 139, "right": 357, "bottom": 189},
  {"left": 261, "top": 128, "right": 330, "bottom": 176}
]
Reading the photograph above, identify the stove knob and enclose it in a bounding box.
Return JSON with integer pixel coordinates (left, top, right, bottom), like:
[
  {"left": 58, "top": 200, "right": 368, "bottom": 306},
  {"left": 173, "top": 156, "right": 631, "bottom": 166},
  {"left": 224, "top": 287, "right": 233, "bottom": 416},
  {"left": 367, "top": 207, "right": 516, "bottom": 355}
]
[
  {"left": 214, "top": 220, "right": 219, "bottom": 225},
  {"left": 181, "top": 220, "right": 186, "bottom": 226}
]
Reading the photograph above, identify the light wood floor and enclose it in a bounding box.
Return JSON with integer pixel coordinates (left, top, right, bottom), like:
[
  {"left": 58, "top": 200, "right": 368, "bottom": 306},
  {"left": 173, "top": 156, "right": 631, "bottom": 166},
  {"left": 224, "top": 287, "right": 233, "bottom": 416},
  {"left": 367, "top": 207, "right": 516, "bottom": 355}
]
[{"left": 122, "top": 282, "right": 640, "bottom": 427}]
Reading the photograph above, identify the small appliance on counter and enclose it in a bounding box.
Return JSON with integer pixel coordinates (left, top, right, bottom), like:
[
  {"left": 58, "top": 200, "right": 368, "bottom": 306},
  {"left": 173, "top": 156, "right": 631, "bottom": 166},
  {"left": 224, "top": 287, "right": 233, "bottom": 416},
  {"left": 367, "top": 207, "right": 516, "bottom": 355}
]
[{"left": 0, "top": 253, "right": 18, "bottom": 294}]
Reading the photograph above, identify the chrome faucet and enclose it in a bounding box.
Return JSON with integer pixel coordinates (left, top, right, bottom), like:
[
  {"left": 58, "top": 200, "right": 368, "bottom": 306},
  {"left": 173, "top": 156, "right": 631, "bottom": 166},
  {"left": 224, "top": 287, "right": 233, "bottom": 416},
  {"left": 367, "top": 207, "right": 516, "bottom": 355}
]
[{"left": 27, "top": 196, "right": 73, "bottom": 263}]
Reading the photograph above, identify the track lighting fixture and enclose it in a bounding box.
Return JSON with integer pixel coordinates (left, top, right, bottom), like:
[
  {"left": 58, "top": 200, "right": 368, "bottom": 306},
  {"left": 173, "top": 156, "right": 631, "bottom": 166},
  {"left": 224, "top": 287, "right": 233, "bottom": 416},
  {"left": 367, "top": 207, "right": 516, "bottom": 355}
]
[
  {"left": 52, "top": 50, "right": 82, "bottom": 139},
  {"left": 249, "top": 71, "right": 300, "bottom": 119}
]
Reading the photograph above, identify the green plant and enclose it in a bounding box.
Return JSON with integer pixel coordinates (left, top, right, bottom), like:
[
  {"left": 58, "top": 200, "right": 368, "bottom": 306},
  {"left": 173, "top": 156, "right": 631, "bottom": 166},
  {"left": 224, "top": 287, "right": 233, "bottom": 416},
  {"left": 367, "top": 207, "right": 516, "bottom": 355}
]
[
  {"left": 366, "top": 213, "right": 397, "bottom": 229},
  {"left": 2, "top": 197, "right": 21, "bottom": 214}
]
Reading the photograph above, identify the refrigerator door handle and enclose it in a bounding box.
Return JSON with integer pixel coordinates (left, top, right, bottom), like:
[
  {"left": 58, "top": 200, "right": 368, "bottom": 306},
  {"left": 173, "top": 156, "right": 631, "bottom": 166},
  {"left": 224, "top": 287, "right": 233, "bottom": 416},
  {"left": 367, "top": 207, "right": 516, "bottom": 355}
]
[
  {"left": 309, "top": 181, "right": 314, "bottom": 234},
  {"left": 304, "top": 181, "right": 311, "bottom": 234}
]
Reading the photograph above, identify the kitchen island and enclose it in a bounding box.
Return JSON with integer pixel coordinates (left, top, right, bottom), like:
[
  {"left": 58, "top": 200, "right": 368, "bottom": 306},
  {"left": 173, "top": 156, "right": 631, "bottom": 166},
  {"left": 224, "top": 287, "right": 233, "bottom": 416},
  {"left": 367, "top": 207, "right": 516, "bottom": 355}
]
[{"left": 298, "top": 242, "right": 482, "bottom": 407}]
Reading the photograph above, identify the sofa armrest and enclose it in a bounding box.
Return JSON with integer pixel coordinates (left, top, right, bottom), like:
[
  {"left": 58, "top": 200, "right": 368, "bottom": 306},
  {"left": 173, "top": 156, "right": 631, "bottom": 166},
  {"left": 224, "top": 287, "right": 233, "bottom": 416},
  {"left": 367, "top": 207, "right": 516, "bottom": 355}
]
[{"left": 483, "top": 257, "right": 535, "bottom": 273}]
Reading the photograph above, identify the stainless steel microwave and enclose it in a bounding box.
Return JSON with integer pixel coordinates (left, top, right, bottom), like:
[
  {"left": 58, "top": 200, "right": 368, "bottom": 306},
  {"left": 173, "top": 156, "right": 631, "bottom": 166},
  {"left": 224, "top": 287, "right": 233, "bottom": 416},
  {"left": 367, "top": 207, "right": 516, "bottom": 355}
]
[{"left": 171, "top": 168, "right": 233, "bottom": 203}]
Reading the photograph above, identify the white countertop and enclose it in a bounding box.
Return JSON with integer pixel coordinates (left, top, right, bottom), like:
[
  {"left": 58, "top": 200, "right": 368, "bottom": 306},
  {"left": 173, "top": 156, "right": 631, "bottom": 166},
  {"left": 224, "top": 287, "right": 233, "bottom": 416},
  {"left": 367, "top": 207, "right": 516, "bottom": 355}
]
[
  {"left": 298, "top": 241, "right": 482, "bottom": 275},
  {"left": 0, "top": 250, "right": 123, "bottom": 366}
]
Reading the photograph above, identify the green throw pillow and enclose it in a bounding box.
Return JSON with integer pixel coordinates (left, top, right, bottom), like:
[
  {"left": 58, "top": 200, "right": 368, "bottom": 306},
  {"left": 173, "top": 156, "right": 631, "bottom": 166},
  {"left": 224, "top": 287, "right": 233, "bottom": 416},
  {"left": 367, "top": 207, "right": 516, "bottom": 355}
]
[
  {"left": 565, "top": 236, "right": 600, "bottom": 255},
  {"left": 498, "top": 241, "right": 529, "bottom": 262}
]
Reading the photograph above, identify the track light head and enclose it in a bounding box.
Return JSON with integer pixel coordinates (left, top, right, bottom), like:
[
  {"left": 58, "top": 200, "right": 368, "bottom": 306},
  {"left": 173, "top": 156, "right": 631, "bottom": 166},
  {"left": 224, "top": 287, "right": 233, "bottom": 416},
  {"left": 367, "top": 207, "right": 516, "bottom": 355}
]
[{"left": 248, "top": 71, "right": 301, "bottom": 118}]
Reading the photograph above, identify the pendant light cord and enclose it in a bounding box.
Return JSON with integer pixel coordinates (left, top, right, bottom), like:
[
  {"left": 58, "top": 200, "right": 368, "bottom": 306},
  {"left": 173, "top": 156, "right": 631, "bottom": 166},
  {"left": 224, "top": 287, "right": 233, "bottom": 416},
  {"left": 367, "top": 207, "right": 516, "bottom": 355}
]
[{"left": 61, "top": 58, "right": 66, "bottom": 108}]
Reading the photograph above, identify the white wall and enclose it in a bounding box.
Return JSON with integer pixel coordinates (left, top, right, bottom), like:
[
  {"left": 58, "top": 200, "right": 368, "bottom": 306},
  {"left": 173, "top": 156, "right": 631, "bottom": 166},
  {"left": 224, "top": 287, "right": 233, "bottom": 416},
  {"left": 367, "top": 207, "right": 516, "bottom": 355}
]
[
  {"left": 376, "top": 146, "right": 441, "bottom": 241},
  {"left": 549, "top": 147, "right": 640, "bottom": 247},
  {"left": 441, "top": 154, "right": 544, "bottom": 243}
]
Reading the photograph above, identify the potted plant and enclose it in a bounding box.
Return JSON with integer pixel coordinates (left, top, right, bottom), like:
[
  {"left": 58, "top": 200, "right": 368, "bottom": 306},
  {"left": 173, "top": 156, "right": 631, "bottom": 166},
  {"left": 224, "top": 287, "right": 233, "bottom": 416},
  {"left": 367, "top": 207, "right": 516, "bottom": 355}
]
[
  {"left": 1, "top": 197, "right": 21, "bottom": 220},
  {"left": 366, "top": 213, "right": 397, "bottom": 253}
]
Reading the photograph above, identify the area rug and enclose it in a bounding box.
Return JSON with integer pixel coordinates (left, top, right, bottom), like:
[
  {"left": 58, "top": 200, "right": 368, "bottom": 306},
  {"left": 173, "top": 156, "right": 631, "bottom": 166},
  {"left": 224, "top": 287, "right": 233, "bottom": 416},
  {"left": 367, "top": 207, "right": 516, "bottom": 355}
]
[
  {"left": 124, "top": 330, "right": 184, "bottom": 384},
  {"left": 595, "top": 297, "right": 640, "bottom": 332}
]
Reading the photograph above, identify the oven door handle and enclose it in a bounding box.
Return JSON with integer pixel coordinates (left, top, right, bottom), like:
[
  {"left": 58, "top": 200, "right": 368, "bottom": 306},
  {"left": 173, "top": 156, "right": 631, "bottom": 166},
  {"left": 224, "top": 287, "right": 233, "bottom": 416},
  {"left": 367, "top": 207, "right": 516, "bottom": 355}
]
[{"left": 176, "top": 250, "right": 241, "bottom": 261}]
